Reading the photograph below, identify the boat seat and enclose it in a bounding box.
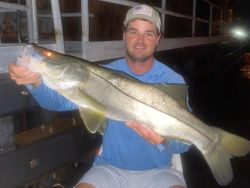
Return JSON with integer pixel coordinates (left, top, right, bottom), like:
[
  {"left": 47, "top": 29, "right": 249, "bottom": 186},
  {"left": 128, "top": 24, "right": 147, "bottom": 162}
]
[{"left": 172, "top": 154, "right": 183, "bottom": 172}]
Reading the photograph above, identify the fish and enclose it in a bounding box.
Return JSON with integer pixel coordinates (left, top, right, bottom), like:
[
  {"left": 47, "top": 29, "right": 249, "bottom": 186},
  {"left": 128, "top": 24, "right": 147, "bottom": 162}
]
[{"left": 16, "top": 44, "right": 250, "bottom": 185}]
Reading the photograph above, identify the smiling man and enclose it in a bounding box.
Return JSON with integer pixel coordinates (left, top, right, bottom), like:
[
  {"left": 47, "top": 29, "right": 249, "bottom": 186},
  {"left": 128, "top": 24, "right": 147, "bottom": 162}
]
[
  {"left": 8, "top": 4, "right": 191, "bottom": 188},
  {"left": 75, "top": 4, "right": 191, "bottom": 188}
]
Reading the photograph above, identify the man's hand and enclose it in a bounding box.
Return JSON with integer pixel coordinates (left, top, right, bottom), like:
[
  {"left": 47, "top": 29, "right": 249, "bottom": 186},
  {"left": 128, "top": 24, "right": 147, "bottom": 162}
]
[
  {"left": 126, "top": 120, "right": 166, "bottom": 144},
  {"left": 8, "top": 63, "right": 41, "bottom": 87}
]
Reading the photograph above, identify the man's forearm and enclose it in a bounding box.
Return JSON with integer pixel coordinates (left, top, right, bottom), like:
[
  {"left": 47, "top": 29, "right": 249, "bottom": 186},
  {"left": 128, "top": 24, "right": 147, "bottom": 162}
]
[{"left": 26, "top": 82, "right": 78, "bottom": 111}]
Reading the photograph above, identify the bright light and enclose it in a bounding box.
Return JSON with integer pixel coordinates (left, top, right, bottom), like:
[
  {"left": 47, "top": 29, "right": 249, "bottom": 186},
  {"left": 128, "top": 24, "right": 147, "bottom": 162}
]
[
  {"left": 234, "top": 30, "right": 246, "bottom": 37},
  {"left": 230, "top": 27, "right": 248, "bottom": 39}
]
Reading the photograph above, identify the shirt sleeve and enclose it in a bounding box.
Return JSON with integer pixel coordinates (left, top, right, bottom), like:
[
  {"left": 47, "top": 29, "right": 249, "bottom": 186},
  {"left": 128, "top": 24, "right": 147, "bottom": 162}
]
[
  {"left": 26, "top": 82, "right": 78, "bottom": 111},
  {"left": 165, "top": 140, "right": 191, "bottom": 153}
]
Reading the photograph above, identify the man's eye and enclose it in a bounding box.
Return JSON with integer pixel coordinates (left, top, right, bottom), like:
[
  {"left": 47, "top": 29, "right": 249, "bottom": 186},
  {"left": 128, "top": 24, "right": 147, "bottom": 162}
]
[
  {"left": 129, "top": 30, "right": 137, "bottom": 35},
  {"left": 146, "top": 32, "right": 155, "bottom": 37}
]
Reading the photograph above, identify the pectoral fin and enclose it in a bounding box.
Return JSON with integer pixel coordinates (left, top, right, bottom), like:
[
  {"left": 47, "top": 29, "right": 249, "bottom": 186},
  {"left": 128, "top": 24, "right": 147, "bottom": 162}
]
[
  {"left": 77, "top": 89, "right": 107, "bottom": 135},
  {"left": 154, "top": 84, "right": 188, "bottom": 110},
  {"left": 79, "top": 108, "right": 106, "bottom": 135}
]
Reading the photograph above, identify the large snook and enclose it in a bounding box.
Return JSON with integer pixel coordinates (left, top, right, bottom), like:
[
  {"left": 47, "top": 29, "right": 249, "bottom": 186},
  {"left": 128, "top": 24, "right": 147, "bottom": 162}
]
[{"left": 17, "top": 44, "right": 250, "bottom": 185}]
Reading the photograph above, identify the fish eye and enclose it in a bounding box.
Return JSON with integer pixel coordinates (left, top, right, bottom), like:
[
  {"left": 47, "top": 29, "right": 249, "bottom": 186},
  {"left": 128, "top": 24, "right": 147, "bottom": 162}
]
[{"left": 44, "top": 51, "right": 52, "bottom": 57}]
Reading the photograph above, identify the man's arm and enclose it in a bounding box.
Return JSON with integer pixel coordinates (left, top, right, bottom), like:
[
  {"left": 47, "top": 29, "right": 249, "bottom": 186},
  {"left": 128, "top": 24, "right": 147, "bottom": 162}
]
[
  {"left": 27, "top": 82, "right": 77, "bottom": 111},
  {"left": 8, "top": 63, "right": 77, "bottom": 111}
]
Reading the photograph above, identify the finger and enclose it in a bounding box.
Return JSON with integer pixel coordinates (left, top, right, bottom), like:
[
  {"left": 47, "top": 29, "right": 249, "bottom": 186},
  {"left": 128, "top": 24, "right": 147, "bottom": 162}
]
[
  {"left": 8, "top": 65, "right": 29, "bottom": 79},
  {"left": 147, "top": 131, "right": 165, "bottom": 144},
  {"left": 8, "top": 63, "right": 40, "bottom": 83},
  {"left": 126, "top": 120, "right": 165, "bottom": 144},
  {"left": 126, "top": 121, "right": 158, "bottom": 144},
  {"left": 16, "top": 73, "right": 41, "bottom": 85},
  {"left": 10, "top": 70, "right": 41, "bottom": 85},
  {"left": 127, "top": 121, "right": 147, "bottom": 137},
  {"left": 8, "top": 63, "right": 27, "bottom": 73},
  {"left": 126, "top": 120, "right": 145, "bottom": 137}
]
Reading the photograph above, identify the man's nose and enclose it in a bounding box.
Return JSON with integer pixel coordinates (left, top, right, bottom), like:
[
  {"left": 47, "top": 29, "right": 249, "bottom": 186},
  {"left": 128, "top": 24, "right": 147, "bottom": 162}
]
[{"left": 136, "top": 33, "right": 145, "bottom": 42}]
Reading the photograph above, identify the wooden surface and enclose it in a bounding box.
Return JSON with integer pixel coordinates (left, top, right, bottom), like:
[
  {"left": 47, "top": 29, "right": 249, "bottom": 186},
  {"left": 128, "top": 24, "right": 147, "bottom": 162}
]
[{"left": 16, "top": 116, "right": 81, "bottom": 146}]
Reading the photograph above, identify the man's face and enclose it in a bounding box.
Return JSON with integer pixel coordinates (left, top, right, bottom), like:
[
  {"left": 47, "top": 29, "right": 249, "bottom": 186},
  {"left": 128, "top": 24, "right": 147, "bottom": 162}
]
[{"left": 123, "top": 19, "right": 161, "bottom": 63}]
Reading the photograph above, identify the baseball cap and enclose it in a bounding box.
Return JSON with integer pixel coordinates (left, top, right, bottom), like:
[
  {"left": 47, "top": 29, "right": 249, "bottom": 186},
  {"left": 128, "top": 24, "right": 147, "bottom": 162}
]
[{"left": 123, "top": 4, "right": 161, "bottom": 32}]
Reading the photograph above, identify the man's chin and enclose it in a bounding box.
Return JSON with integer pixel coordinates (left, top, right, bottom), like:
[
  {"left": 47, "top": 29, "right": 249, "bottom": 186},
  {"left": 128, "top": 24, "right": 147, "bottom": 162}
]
[
  {"left": 131, "top": 56, "right": 150, "bottom": 63},
  {"left": 128, "top": 53, "right": 151, "bottom": 63}
]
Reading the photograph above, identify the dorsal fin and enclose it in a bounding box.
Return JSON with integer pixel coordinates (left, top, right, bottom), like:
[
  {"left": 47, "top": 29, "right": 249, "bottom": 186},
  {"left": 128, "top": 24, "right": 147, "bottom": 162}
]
[{"left": 154, "top": 83, "right": 189, "bottom": 110}]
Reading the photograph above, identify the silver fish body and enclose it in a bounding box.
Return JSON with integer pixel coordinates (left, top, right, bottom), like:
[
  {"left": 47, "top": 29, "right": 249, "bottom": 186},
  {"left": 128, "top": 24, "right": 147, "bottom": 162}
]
[{"left": 17, "top": 44, "right": 250, "bottom": 185}]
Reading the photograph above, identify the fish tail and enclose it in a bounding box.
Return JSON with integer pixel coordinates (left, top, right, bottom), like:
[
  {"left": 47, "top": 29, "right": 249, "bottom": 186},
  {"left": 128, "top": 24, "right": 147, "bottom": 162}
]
[
  {"left": 219, "top": 128, "right": 250, "bottom": 157},
  {"left": 203, "top": 128, "right": 250, "bottom": 185}
]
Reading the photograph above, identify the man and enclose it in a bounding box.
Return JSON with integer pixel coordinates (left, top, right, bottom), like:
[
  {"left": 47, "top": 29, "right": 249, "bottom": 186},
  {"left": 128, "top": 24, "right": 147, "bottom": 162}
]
[{"left": 9, "top": 4, "right": 190, "bottom": 188}]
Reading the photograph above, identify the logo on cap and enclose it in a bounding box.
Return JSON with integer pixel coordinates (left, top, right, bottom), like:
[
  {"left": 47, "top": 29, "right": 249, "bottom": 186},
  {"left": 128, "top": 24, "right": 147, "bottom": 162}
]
[
  {"left": 124, "top": 4, "right": 161, "bottom": 32},
  {"left": 133, "top": 5, "right": 152, "bottom": 16}
]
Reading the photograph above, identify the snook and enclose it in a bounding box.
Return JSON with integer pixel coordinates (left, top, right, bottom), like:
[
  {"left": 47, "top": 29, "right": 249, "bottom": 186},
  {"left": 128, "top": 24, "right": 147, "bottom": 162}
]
[{"left": 17, "top": 44, "right": 250, "bottom": 185}]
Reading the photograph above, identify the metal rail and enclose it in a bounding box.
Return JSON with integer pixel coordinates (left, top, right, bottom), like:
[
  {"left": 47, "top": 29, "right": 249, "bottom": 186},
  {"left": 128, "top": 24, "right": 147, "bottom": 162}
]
[{"left": 0, "top": 0, "right": 230, "bottom": 61}]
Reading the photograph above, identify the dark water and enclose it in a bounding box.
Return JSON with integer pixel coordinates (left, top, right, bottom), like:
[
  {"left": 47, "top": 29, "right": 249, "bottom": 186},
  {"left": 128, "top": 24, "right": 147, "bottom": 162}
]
[
  {"left": 167, "top": 43, "right": 250, "bottom": 188},
  {"left": 183, "top": 73, "right": 250, "bottom": 188}
]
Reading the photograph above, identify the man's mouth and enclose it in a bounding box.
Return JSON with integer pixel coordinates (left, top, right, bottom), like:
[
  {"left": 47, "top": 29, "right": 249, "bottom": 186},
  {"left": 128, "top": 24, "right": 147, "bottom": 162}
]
[{"left": 134, "top": 44, "right": 146, "bottom": 50}]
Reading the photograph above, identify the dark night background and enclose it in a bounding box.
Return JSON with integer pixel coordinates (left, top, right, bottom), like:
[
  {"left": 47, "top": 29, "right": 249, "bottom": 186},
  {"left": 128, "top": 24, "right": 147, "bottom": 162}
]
[{"left": 231, "top": 0, "right": 250, "bottom": 22}]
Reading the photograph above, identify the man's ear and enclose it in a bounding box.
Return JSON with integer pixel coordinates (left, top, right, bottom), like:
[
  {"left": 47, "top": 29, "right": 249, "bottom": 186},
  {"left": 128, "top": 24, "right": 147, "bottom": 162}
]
[
  {"left": 122, "top": 26, "right": 127, "bottom": 41},
  {"left": 156, "top": 33, "right": 162, "bottom": 45},
  {"left": 123, "top": 31, "right": 126, "bottom": 41}
]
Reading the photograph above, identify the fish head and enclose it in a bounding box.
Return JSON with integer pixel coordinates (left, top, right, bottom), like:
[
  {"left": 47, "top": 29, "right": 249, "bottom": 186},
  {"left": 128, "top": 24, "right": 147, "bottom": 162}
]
[
  {"left": 17, "top": 44, "right": 70, "bottom": 77},
  {"left": 17, "top": 44, "right": 89, "bottom": 90},
  {"left": 16, "top": 44, "right": 49, "bottom": 74}
]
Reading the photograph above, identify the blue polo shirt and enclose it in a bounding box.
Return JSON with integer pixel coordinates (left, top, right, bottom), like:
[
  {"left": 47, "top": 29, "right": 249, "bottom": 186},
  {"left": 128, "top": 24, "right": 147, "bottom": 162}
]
[{"left": 27, "top": 58, "right": 190, "bottom": 170}]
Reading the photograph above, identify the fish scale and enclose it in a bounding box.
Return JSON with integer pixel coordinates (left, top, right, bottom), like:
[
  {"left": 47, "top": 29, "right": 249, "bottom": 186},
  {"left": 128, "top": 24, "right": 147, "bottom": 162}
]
[{"left": 88, "top": 64, "right": 216, "bottom": 143}]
